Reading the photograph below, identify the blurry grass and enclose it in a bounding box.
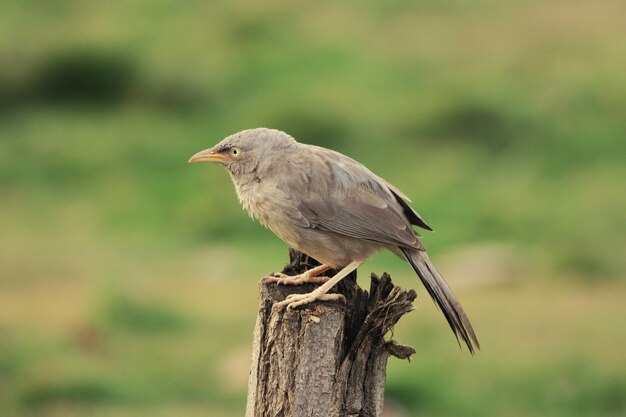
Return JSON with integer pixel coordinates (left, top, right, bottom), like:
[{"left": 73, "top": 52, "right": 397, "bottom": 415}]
[
  {"left": 387, "top": 361, "right": 626, "bottom": 417},
  {"left": 101, "top": 295, "right": 190, "bottom": 334},
  {"left": 0, "top": 0, "right": 625, "bottom": 416},
  {"left": 21, "top": 380, "right": 121, "bottom": 407}
]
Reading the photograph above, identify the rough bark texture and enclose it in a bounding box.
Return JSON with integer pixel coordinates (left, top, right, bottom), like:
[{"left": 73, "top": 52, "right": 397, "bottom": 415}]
[{"left": 246, "top": 249, "right": 417, "bottom": 417}]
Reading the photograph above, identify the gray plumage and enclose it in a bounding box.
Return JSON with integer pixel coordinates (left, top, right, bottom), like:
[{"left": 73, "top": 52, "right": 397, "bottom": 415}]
[{"left": 189, "top": 128, "right": 479, "bottom": 353}]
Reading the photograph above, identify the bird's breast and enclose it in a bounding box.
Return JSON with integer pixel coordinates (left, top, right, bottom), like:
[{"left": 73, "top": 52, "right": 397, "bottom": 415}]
[
  {"left": 234, "top": 180, "right": 281, "bottom": 228},
  {"left": 233, "top": 179, "right": 308, "bottom": 251}
]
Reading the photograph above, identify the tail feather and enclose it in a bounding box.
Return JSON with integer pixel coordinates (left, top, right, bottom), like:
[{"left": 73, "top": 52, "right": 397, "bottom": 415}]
[{"left": 401, "top": 247, "right": 480, "bottom": 353}]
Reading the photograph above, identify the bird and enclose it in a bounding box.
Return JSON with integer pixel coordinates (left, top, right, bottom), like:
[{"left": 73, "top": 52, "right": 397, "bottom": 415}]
[{"left": 189, "top": 128, "right": 479, "bottom": 352}]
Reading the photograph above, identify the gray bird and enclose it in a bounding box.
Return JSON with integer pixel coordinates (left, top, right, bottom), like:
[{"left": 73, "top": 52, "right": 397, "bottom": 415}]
[{"left": 189, "top": 128, "right": 479, "bottom": 352}]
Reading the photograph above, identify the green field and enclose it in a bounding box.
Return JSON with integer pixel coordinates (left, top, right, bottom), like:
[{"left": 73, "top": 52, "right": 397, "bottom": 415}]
[{"left": 1, "top": 1, "right": 625, "bottom": 416}]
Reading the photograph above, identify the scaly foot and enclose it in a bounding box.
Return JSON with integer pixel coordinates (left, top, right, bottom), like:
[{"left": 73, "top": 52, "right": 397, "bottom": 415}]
[
  {"left": 262, "top": 263, "right": 333, "bottom": 285},
  {"left": 263, "top": 272, "right": 330, "bottom": 285},
  {"left": 274, "top": 291, "right": 346, "bottom": 309}
]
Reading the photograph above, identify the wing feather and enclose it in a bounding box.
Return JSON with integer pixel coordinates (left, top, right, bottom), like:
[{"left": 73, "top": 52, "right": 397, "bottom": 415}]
[{"left": 288, "top": 145, "right": 424, "bottom": 250}]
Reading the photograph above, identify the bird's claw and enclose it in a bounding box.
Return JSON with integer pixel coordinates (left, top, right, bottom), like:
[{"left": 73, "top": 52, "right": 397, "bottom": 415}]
[
  {"left": 275, "top": 292, "right": 346, "bottom": 310},
  {"left": 263, "top": 272, "right": 330, "bottom": 286},
  {"left": 262, "top": 272, "right": 290, "bottom": 284}
]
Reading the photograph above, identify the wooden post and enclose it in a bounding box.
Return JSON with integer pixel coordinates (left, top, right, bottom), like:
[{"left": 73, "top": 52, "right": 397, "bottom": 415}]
[{"left": 246, "top": 250, "right": 417, "bottom": 417}]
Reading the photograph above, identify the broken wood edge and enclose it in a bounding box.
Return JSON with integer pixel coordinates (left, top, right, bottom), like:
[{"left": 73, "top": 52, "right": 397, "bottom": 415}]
[{"left": 245, "top": 249, "right": 416, "bottom": 417}]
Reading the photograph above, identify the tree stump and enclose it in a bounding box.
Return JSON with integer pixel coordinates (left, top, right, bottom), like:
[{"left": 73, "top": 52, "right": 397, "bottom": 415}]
[{"left": 246, "top": 249, "right": 417, "bottom": 417}]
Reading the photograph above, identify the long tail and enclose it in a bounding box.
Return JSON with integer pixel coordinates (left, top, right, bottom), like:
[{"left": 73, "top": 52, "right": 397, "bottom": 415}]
[{"left": 401, "top": 247, "right": 480, "bottom": 354}]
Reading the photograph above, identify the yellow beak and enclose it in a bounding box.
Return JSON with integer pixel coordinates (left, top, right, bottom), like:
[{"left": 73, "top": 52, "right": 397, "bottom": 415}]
[{"left": 188, "top": 147, "right": 226, "bottom": 163}]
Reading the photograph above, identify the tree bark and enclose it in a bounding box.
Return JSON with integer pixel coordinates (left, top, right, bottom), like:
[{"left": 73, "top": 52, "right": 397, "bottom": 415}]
[{"left": 246, "top": 249, "right": 417, "bottom": 417}]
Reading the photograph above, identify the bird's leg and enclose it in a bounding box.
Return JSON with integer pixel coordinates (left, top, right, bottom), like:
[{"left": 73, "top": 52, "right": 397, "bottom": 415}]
[
  {"left": 274, "top": 260, "right": 363, "bottom": 309},
  {"left": 263, "top": 264, "right": 333, "bottom": 285}
]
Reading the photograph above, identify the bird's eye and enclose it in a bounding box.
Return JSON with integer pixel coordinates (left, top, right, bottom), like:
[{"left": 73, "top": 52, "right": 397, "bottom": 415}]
[{"left": 230, "top": 147, "right": 241, "bottom": 157}]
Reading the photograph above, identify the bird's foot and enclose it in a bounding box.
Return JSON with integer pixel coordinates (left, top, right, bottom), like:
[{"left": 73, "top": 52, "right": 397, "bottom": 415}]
[
  {"left": 263, "top": 272, "right": 330, "bottom": 285},
  {"left": 261, "top": 272, "right": 288, "bottom": 283},
  {"left": 274, "top": 291, "right": 346, "bottom": 310}
]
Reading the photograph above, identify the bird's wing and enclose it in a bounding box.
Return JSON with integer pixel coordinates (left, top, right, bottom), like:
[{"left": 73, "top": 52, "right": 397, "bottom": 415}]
[
  {"left": 384, "top": 179, "right": 433, "bottom": 231},
  {"left": 282, "top": 145, "right": 424, "bottom": 250}
]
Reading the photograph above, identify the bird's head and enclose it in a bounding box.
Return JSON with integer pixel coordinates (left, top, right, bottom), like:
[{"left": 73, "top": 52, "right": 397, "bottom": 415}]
[{"left": 188, "top": 128, "right": 297, "bottom": 177}]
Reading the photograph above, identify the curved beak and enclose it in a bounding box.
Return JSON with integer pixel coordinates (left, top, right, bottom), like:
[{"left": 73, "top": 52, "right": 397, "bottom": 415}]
[{"left": 188, "top": 147, "right": 225, "bottom": 163}]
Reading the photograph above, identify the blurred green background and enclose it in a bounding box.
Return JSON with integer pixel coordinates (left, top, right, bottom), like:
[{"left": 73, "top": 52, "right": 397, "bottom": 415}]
[{"left": 1, "top": 1, "right": 625, "bottom": 416}]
